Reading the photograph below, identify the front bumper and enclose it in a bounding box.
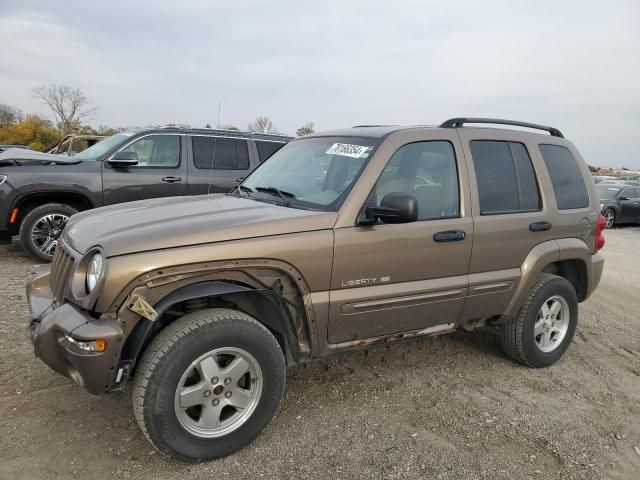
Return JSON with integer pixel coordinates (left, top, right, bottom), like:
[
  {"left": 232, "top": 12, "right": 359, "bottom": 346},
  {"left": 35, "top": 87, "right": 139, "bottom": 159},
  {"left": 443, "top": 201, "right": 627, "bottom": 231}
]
[
  {"left": 0, "top": 230, "right": 11, "bottom": 245},
  {"left": 27, "top": 271, "right": 123, "bottom": 395}
]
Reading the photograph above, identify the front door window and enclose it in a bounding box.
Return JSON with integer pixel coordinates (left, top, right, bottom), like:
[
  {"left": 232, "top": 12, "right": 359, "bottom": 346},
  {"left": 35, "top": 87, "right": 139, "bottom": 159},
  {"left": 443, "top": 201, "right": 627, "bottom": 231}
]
[{"left": 121, "top": 135, "right": 180, "bottom": 167}]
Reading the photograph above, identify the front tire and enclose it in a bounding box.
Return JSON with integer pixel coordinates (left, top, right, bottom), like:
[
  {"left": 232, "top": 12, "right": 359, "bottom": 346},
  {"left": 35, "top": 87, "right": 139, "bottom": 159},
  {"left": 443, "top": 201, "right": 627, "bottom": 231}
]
[
  {"left": 19, "top": 203, "right": 77, "bottom": 262},
  {"left": 132, "top": 308, "right": 286, "bottom": 462},
  {"left": 501, "top": 274, "right": 578, "bottom": 368},
  {"left": 603, "top": 208, "right": 616, "bottom": 228}
]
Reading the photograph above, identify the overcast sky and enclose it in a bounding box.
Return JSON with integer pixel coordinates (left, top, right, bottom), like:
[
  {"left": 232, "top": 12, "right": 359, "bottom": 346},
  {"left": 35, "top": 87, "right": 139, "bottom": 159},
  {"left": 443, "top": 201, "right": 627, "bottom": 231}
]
[{"left": 1, "top": 0, "right": 639, "bottom": 167}]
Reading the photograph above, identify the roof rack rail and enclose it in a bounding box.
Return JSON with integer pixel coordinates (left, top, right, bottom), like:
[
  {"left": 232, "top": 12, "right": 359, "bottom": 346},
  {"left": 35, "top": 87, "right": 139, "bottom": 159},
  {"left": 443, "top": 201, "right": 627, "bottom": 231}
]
[{"left": 440, "top": 117, "right": 563, "bottom": 138}]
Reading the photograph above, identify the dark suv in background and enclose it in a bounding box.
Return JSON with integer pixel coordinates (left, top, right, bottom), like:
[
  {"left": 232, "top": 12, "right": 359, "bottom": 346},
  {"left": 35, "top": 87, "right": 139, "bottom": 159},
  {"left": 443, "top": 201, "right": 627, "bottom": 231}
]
[
  {"left": 597, "top": 183, "right": 640, "bottom": 227},
  {"left": 0, "top": 127, "right": 290, "bottom": 261}
]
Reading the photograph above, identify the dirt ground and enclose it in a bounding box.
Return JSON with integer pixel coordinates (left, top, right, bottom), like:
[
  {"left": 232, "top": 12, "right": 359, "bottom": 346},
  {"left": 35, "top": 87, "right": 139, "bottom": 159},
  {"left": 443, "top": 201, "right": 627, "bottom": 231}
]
[{"left": 1, "top": 228, "right": 639, "bottom": 480}]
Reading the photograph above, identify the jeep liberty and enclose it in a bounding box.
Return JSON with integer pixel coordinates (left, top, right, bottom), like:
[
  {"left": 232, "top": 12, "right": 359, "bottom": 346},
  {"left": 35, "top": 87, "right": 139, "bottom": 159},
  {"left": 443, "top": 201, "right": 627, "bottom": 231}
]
[{"left": 27, "top": 118, "right": 605, "bottom": 461}]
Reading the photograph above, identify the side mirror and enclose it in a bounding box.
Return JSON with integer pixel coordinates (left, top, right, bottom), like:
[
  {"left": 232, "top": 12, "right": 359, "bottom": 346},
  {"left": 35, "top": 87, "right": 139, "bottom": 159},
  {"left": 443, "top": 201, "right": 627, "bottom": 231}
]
[
  {"left": 619, "top": 195, "right": 630, "bottom": 201},
  {"left": 360, "top": 192, "right": 419, "bottom": 225},
  {"left": 108, "top": 151, "right": 139, "bottom": 167}
]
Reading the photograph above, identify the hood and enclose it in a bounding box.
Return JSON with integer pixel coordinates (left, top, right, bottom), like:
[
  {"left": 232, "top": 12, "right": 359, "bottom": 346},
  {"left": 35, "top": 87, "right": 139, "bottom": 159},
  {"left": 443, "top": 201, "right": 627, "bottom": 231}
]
[
  {"left": 0, "top": 148, "right": 82, "bottom": 166},
  {"left": 64, "top": 194, "right": 337, "bottom": 257}
]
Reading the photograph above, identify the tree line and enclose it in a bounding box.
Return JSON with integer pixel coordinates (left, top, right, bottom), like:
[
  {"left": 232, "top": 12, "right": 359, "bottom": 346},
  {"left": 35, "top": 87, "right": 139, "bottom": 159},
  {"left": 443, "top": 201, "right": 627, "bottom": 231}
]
[{"left": 0, "top": 84, "right": 315, "bottom": 151}]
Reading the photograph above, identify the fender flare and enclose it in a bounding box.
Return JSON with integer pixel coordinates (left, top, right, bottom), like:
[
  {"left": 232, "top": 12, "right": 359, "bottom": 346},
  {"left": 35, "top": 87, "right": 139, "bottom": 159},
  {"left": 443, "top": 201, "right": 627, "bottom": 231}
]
[
  {"left": 10, "top": 190, "right": 95, "bottom": 225},
  {"left": 502, "top": 240, "right": 559, "bottom": 317},
  {"left": 120, "top": 281, "right": 299, "bottom": 373},
  {"left": 601, "top": 204, "right": 619, "bottom": 218},
  {"left": 502, "top": 238, "right": 594, "bottom": 317}
]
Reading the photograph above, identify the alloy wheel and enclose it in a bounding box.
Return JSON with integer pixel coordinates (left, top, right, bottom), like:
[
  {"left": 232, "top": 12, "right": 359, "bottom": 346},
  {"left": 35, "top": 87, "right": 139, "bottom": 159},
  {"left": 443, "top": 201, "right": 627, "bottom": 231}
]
[
  {"left": 534, "top": 295, "right": 570, "bottom": 353},
  {"left": 30, "top": 213, "right": 70, "bottom": 257},
  {"left": 604, "top": 210, "right": 615, "bottom": 228},
  {"left": 174, "top": 347, "right": 263, "bottom": 438}
]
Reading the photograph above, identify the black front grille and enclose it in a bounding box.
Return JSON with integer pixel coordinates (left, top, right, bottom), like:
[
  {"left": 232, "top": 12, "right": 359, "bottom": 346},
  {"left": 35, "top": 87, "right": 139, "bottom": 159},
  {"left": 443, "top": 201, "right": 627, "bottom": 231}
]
[{"left": 50, "top": 245, "right": 75, "bottom": 304}]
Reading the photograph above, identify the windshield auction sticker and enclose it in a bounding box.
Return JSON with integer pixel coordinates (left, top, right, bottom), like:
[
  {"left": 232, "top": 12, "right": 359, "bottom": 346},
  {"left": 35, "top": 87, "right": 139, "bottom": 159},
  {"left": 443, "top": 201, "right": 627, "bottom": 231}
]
[{"left": 326, "top": 143, "right": 371, "bottom": 158}]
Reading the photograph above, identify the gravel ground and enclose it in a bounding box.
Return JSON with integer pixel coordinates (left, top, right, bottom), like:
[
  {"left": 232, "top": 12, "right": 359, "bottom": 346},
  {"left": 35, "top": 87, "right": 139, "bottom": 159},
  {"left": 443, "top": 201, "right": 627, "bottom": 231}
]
[{"left": 1, "top": 228, "right": 639, "bottom": 480}]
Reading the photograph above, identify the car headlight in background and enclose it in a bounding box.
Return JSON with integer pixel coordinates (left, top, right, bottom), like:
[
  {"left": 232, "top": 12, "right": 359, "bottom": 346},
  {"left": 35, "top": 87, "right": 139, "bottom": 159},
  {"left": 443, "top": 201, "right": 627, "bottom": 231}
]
[
  {"left": 0, "top": 174, "right": 7, "bottom": 185},
  {"left": 86, "top": 252, "right": 104, "bottom": 293}
]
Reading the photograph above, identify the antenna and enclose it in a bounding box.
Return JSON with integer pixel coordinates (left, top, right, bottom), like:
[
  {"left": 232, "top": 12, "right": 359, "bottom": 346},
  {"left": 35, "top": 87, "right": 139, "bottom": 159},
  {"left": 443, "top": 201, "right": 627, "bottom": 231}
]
[
  {"left": 207, "top": 138, "right": 217, "bottom": 195},
  {"left": 216, "top": 101, "right": 222, "bottom": 128}
]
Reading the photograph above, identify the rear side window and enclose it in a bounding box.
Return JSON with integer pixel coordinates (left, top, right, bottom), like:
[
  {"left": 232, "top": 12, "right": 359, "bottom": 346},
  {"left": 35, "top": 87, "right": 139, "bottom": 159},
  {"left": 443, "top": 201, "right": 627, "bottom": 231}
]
[
  {"left": 469, "top": 141, "right": 541, "bottom": 215},
  {"left": 255, "top": 140, "right": 286, "bottom": 162},
  {"left": 236, "top": 140, "right": 250, "bottom": 169},
  {"left": 192, "top": 137, "right": 250, "bottom": 170},
  {"left": 539, "top": 144, "right": 589, "bottom": 210}
]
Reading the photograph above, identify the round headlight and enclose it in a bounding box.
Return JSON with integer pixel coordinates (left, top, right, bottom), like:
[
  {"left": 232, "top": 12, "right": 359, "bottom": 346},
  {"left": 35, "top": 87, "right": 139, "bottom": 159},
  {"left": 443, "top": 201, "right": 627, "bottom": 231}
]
[{"left": 86, "top": 252, "right": 104, "bottom": 293}]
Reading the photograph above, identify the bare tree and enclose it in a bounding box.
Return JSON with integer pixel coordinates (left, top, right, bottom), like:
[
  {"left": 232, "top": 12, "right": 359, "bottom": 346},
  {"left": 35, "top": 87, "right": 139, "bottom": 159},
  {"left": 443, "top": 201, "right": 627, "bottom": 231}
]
[
  {"left": 32, "top": 84, "right": 97, "bottom": 134},
  {"left": 296, "top": 121, "right": 315, "bottom": 136},
  {"left": 248, "top": 116, "right": 280, "bottom": 134},
  {"left": 0, "top": 104, "right": 23, "bottom": 127}
]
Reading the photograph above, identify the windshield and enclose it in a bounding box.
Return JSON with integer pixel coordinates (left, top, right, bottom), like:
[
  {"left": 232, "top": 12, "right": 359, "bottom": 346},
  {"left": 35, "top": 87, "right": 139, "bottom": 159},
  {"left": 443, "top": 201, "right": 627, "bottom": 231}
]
[
  {"left": 240, "top": 136, "right": 380, "bottom": 211},
  {"left": 596, "top": 184, "right": 622, "bottom": 200},
  {"left": 72, "top": 132, "right": 135, "bottom": 160}
]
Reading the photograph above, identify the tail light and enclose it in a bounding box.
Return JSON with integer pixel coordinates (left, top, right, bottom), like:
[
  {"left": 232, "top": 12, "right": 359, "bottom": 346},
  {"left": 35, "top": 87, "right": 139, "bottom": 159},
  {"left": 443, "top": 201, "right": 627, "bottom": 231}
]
[{"left": 595, "top": 213, "right": 606, "bottom": 252}]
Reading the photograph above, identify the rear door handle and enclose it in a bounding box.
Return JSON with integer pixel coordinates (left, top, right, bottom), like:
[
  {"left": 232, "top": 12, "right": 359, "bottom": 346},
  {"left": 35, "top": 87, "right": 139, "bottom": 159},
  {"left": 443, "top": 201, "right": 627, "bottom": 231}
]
[
  {"left": 162, "top": 176, "right": 182, "bottom": 183},
  {"left": 529, "top": 221, "right": 552, "bottom": 232},
  {"left": 433, "top": 230, "right": 466, "bottom": 242}
]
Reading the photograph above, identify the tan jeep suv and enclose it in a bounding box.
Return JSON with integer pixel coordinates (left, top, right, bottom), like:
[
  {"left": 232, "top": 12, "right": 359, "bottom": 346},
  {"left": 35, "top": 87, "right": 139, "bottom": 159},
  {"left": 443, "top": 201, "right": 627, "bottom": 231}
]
[{"left": 27, "top": 118, "right": 605, "bottom": 461}]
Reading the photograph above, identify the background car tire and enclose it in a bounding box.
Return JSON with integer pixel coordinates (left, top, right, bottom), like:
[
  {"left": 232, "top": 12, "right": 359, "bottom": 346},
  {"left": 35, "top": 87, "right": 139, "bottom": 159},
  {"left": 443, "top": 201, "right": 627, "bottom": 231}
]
[
  {"left": 132, "top": 308, "right": 286, "bottom": 462},
  {"left": 19, "top": 203, "right": 78, "bottom": 262},
  {"left": 500, "top": 274, "right": 578, "bottom": 368},
  {"left": 603, "top": 208, "right": 616, "bottom": 228}
]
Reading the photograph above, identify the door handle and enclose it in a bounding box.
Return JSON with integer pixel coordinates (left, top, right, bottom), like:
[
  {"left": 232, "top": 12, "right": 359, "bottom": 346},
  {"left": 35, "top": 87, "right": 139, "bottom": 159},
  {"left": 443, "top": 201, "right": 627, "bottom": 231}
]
[
  {"left": 433, "top": 230, "right": 466, "bottom": 242},
  {"left": 162, "top": 176, "right": 182, "bottom": 183},
  {"left": 529, "top": 221, "right": 552, "bottom": 232}
]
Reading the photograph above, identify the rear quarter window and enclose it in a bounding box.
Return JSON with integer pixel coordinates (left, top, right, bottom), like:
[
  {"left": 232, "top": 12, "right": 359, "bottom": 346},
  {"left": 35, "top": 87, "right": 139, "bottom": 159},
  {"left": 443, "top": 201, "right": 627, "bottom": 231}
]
[
  {"left": 469, "top": 140, "right": 541, "bottom": 215},
  {"left": 539, "top": 144, "right": 589, "bottom": 210},
  {"left": 255, "top": 140, "right": 286, "bottom": 162},
  {"left": 192, "top": 136, "right": 249, "bottom": 170}
]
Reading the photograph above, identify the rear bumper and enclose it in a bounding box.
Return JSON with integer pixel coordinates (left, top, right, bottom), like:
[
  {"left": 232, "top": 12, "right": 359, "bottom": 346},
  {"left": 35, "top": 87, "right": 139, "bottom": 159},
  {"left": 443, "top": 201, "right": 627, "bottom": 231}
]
[
  {"left": 586, "top": 252, "right": 605, "bottom": 300},
  {"left": 27, "top": 271, "right": 123, "bottom": 395}
]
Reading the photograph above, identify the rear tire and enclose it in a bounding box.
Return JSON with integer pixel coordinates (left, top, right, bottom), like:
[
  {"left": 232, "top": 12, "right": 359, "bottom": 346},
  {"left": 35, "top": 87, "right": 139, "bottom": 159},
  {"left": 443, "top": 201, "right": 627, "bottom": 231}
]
[
  {"left": 132, "top": 308, "right": 286, "bottom": 462},
  {"left": 19, "top": 203, "right": 78, "bottom": 262},
  {"left": 501, "top": 274, "right": 578, "bottom": 368}
]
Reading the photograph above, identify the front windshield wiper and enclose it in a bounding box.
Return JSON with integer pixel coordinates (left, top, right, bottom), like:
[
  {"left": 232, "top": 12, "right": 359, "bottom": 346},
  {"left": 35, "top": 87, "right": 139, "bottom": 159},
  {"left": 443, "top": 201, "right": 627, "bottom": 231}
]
[
  {"left": 230, "top": 185, "right": 253, "bottom": 198},
  {"left": 254, "top": 186, "right": 296, "bottom": 206}
]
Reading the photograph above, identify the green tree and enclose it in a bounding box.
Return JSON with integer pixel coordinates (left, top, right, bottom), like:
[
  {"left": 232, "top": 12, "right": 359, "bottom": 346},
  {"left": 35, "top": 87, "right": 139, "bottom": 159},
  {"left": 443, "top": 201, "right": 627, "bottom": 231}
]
[
  {"left": 296, "top": 121, "right": 314, "bottom": 136},
  {"left": 0, "top": 114, "right": 61, "bottom": 150}
]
